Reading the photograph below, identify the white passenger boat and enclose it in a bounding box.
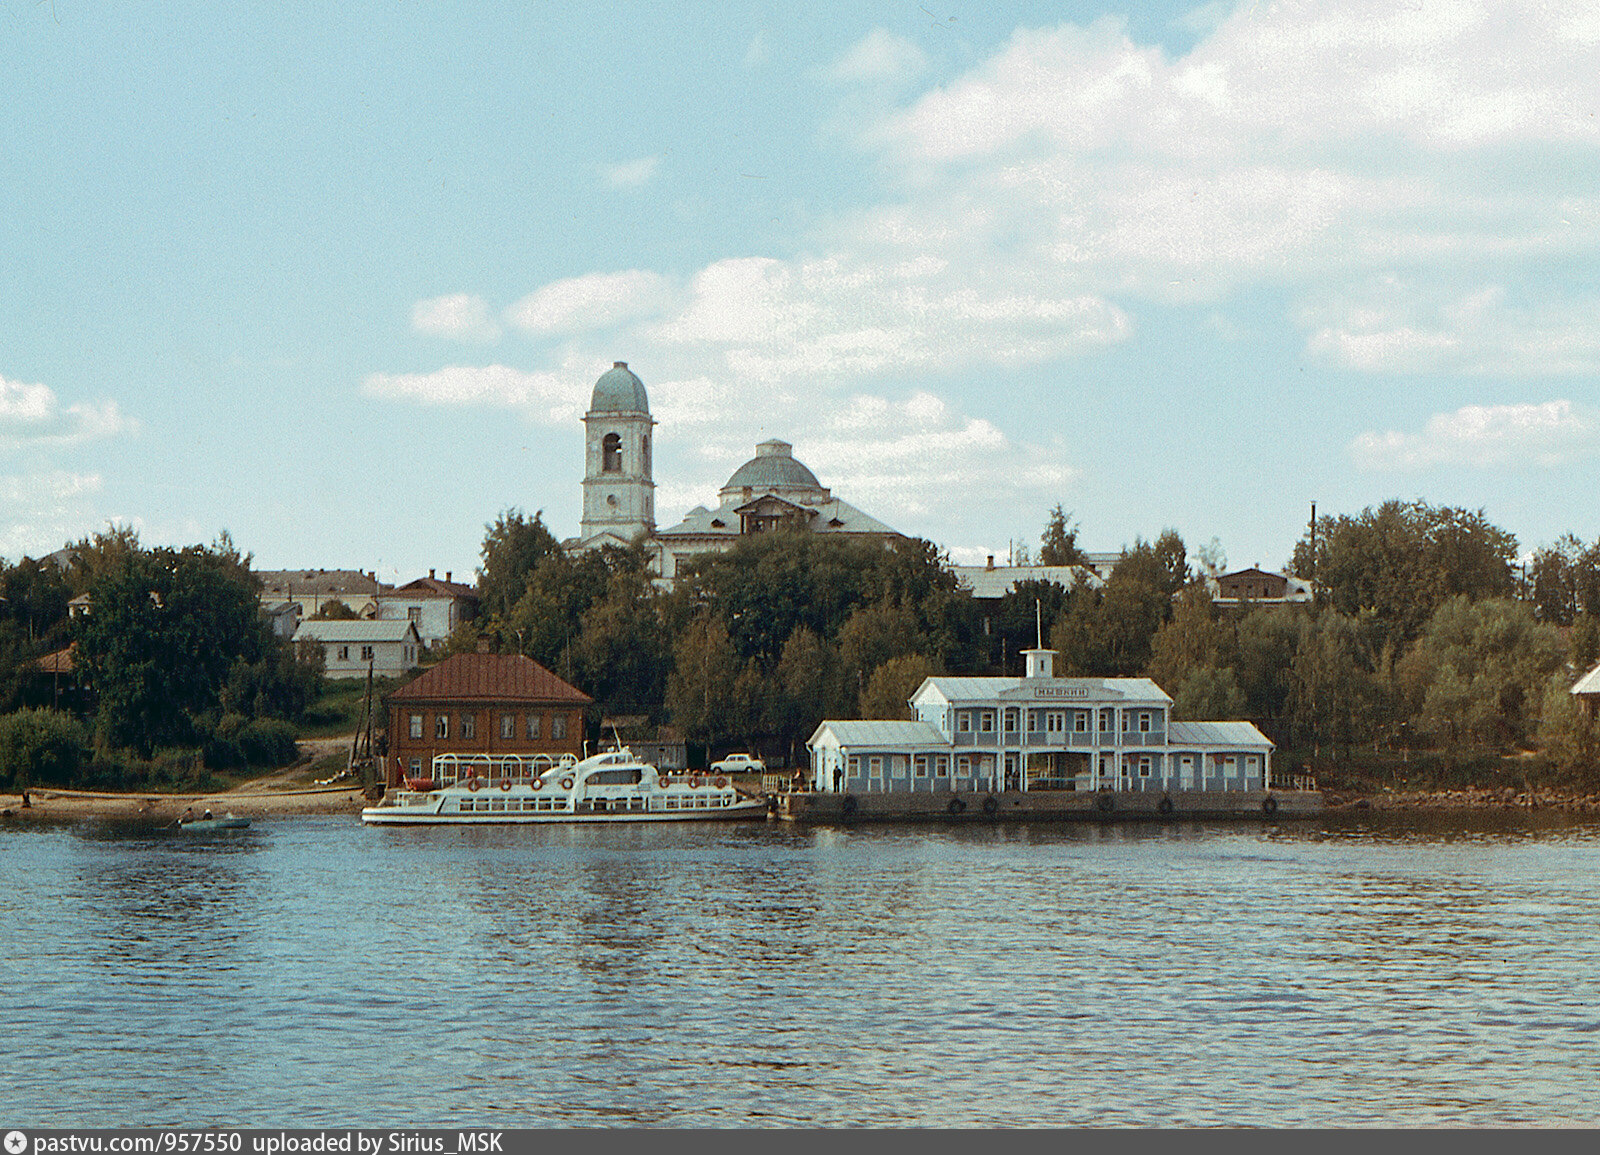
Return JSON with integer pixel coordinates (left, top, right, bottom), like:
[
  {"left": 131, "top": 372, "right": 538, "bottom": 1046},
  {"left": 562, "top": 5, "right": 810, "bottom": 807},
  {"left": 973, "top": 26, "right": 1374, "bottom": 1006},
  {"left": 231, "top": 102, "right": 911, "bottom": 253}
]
[{"left": 360, "top": 748, "right": 770, "bottom": 825}]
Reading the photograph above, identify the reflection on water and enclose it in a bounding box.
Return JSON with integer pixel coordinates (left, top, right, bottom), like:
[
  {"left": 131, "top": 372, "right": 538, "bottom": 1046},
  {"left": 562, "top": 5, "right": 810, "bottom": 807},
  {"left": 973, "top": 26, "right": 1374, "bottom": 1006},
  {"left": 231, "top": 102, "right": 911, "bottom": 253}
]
[{"left": 3, "top": 812, "right": 1600, "bottom": 1126}]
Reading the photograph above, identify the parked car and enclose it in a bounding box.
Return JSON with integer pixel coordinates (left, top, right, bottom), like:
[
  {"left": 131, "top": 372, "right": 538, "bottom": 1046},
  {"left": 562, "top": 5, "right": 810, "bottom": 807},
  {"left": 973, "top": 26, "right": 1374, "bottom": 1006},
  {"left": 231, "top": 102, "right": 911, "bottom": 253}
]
[{"left": 710, "top": 753, "right": 766, "bottom": 773}]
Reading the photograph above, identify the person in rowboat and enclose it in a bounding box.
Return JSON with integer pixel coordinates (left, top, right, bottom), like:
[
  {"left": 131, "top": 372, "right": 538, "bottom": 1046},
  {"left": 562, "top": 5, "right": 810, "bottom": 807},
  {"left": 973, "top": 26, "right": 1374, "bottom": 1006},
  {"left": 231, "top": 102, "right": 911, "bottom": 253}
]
[{"left": 178, "top": 806, "right": 195, "bottom": 825}]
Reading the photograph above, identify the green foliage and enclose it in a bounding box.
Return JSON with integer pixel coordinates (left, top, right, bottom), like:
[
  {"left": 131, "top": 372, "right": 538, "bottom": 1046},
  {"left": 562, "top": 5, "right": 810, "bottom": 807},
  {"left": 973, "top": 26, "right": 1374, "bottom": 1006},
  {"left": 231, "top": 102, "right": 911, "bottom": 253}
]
[
  {"left": 1393, "top": 596, "right": 1563, "bottom": 749},
  {"left": 308, "top": 599, "right": 359, "bottom": 620},
  {"left": 1527, "top": 533, "right": 1600, "bottom": 625},
  {"left": 476, "top": 508, "right": 560, "bottom": 623},
  {"left": 1171, "top": 666, "right": 1247, "bottom": 721},
  {"left": 1536, "top": 672, "right": 1600, "bottom": 784},
  {"left": 1293, "top": 500, "right": 1517, "bottom": 647},
  {"left": 664, "top": 612, "right": 742, "bottom": 749},
  {"left": 0, "top": 708, "right": 90, "bottom": 789},
  {"left": 69, "top": 531, "right": 308, "bottom": 760},
  {"left": 859, "top": 653, "right": 945, "bottom": 720},
  {"left": 1039, "top": 505, "right": 1086, "bottom": 566},
  {"left": 1051, "top": 575, "right": 1168, "bottom": 676}
]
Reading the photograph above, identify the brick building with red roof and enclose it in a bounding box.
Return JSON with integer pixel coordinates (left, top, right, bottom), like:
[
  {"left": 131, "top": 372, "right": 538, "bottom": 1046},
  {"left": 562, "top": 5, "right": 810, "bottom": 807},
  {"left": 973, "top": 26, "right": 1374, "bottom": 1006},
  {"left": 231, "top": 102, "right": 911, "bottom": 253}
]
[{"left": 382, "top": 645, "right": 592, "bottom": 786}]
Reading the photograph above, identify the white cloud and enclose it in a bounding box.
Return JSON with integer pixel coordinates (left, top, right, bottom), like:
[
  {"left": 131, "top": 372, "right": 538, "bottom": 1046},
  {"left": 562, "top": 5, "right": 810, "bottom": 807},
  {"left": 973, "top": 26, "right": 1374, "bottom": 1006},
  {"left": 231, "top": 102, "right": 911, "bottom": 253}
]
[
  {"left": 0, "top": 470, "right": 105, "bottom": 560},
  {"left": 826, "top": 28, "right": 930, "bottom": 88},
  {"left": 647, "top": 253, "right": 1129, "bottom": 381},
  {"left": 1349, "top": 399, "right": 1600, "bottom": 470},
  {"left": 505, "top": 270, "right": 676, "bottom": 336},
  {"left": 0, "top": 375, "right": 136, "bottom": 448},
  {"left": 603, "top": 156, "right": 660, "bottom": 189},
  {"left": 360, "top": 364, "right": 579, "bottom": 425},
  {"left": 1301, "top": 279, "right": 1600, "bottom": 374},
  {"left": 411, "top": 294, "right": 501, "bottom": 342}
]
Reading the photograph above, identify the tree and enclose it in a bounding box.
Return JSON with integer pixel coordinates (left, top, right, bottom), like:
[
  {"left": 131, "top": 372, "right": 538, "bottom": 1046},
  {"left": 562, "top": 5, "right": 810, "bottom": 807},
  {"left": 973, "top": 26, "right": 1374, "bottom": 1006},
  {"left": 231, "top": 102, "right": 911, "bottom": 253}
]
[
  {"left": 0, "top": 707, "right": 89, "bottom": 790},
  {"left": 476, "top": 509, "right": 560, "bottom": 623},
  {"left": 1288, "top": 611, "right": 1383, "bottom": 756},
  {"left": 1051, "top": 574, "right": 1168, "bottom": 676},
  {"left": 1171, "top": 666, "right": 1247, "bottom": 722},
  {"left": 770, "top": 626, "right": 830, "bottom": 764},
  {"left": 1394, "top": 596, "right": 1563, "bottom": 750},
  {"left": 858, "top": 653, "right": 944, "bottom": 720},
  {"left": 309, "top": 599, "right": 359, "bottom": 621},
  {"left": 832, "top": 599, "right": 924, "bottom": 716},
  {"left": 665, "top": 612, "right": 743, "bottom": 749},
  {"left": 1292, "top": 500, "right": 1517, "bottom": 647},
  {"left": 71, "top": 535, "right": 280, "bottom": 757},
  {"left": 1146, "top": 585, "right": 1235, "bottom": 692},
  {"left": 1039, "top": 505, "right": 1087, "bottom": 566}
]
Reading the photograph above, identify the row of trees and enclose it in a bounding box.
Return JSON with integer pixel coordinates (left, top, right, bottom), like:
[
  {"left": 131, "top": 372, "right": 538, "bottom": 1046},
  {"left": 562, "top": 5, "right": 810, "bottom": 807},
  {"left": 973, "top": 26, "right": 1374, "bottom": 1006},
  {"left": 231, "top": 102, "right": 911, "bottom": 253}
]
[
  {"left": 464, "top": 499, "right": 1600, "bottom": 784},
  {"left": 0, "top": 529, "right": 323, "bottom": 790}
]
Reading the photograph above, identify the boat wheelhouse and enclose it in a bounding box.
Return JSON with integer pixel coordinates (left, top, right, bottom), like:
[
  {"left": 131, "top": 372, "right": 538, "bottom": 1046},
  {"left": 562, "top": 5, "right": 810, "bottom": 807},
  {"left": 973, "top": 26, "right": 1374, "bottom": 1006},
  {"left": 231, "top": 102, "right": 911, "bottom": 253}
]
[{"left": 361, "top": 747, "right": 769, "bottom": 825}]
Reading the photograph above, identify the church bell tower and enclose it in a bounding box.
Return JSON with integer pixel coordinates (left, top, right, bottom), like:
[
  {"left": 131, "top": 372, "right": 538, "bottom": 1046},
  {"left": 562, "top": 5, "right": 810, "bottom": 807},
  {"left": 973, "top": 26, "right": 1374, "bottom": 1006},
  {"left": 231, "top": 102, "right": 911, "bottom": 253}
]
[{"left": 579, "top": 362, "right": 655, "bottom": 544}]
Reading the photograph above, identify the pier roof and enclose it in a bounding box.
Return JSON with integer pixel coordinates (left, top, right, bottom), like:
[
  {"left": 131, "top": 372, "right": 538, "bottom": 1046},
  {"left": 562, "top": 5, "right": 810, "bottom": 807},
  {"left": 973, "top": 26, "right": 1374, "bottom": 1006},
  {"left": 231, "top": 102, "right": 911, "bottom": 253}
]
[{"left": 1168, "top": 719, "right": 1274, "bottom": 749}]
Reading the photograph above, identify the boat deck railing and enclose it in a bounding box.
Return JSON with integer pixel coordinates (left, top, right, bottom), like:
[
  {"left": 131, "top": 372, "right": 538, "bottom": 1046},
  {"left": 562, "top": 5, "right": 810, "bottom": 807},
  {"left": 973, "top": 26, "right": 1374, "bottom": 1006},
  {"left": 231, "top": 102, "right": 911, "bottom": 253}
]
[{"left": 431, "top": 752, "right": 580, "bottom": 785}]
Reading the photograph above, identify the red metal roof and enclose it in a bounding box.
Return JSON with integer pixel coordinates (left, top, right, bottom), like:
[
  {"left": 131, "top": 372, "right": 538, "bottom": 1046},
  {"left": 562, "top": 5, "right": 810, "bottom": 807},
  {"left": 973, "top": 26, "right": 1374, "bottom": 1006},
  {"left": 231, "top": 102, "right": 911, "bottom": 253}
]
[{"left": 387, "top": 652, "right": 590, "bottom": 705}]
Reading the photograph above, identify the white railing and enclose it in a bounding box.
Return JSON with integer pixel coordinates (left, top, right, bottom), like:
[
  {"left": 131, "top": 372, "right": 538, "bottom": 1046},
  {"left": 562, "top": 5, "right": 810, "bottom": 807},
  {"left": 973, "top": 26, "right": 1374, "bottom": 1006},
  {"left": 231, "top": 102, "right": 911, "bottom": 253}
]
[{"left": 431, "top": 751, "right": 578, "bottom": 784}]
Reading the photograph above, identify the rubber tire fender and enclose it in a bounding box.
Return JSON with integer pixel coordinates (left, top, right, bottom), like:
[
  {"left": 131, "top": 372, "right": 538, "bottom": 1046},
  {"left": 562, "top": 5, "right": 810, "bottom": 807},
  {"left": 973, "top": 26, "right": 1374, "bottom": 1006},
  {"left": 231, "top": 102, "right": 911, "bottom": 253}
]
[
  {"left": 1097, "top": 793, "right": 1115, "bottom": 814},
  {"left": 1158, "top": 796, "right": 1174, "bottom": 816},
  {"left": 982, "top": 795, "right": 999, "bottom": 816},
  {"left": 841, "top": 793, "right": 860, "bottom": 816},
  {"left": 947, "top": 797, "right": 967, "bottom": 816},
  {"left": 1262, "top": 795, "right": 1279, "bottom": 816}
]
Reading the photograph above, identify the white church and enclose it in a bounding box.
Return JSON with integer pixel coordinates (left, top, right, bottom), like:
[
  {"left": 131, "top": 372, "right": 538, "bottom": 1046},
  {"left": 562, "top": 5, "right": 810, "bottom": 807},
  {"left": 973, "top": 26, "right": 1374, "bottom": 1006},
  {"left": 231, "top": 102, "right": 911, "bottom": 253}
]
[{"left": 566, "top": 362, "right": 904, "bottom": 583}]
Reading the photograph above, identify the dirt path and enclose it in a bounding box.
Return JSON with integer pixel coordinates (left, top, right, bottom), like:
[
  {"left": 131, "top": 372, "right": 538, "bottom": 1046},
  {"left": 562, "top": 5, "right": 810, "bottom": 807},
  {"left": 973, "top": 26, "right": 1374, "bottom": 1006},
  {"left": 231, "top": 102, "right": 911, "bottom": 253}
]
[{"left": 0, "top": 735, "right": 370, "bottom": 822}]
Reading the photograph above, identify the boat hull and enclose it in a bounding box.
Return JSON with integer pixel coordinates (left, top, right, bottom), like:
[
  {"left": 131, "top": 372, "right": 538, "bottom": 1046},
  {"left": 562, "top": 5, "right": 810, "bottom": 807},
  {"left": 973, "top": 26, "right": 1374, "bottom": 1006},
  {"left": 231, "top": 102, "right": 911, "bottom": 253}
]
[{"left": 361, "top": 798, "right": 770, "bottom": 825}]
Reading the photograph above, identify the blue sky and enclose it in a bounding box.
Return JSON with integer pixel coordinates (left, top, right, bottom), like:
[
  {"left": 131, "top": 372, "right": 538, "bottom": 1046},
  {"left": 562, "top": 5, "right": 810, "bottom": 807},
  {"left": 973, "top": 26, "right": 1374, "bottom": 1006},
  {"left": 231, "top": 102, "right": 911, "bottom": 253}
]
[{"left": 4, "top": 0, "right": 1599, "bottom": 585}]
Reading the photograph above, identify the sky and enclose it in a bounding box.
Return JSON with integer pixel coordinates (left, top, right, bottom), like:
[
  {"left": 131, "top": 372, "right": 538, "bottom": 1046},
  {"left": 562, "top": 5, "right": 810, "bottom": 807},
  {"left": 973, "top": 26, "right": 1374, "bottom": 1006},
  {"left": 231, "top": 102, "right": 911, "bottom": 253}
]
[{"left": 4, "top": 0, "right": 1599, "bottom": 586}]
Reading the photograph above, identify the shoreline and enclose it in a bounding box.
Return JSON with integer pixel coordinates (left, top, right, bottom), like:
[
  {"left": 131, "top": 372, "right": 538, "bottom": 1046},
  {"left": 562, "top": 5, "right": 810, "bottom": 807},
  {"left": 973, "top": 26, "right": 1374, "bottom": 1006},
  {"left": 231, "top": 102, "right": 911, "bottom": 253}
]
[
  {"left": 1, "top": 784, "right": 369, "bottom": 823},
  {"left": 8, "top": 783, "right": 1600, "bottom": 823}
]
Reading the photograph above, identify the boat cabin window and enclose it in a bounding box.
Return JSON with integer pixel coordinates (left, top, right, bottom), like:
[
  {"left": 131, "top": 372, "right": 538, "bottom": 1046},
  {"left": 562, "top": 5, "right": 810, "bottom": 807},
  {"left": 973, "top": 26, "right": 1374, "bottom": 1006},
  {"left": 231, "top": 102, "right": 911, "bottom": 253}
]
[{"left": 585, "top": 768, "right": 640, "bottom": 785}]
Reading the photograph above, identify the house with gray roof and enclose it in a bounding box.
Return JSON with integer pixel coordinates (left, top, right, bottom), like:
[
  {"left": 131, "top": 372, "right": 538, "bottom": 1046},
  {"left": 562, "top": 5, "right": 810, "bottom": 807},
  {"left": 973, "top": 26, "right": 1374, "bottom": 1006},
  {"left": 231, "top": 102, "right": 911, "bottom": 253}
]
[
  {"left": 293, "top": 619, "right": 422, "bottom": 679},
  {"left": 809, "top": 646, "right": 1273, "bottom": 796}
]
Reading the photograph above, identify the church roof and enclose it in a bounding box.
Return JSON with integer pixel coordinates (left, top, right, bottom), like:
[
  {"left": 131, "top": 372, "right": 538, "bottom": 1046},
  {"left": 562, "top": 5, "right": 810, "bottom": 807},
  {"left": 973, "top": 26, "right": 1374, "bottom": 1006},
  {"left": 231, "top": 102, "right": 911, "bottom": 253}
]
[
  {"left": 723, "top": 440, "right": 821, "bottom": 492},
  {"left": 588, "top": 362, "right": 649, "bottom": 414},
  {"left": 655, "top": 495, "right": 898, "bottom": 540}
]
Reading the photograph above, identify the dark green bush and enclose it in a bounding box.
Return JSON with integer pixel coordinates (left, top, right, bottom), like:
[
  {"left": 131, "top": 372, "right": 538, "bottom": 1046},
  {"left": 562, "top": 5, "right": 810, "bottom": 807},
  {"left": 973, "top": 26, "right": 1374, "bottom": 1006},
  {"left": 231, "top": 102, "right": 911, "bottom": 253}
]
[
  {"left": 0, "top": 708, "right": 90, "bottom": 789},
  {"left": 238, "top": 718, "right": 298, "bottom": 767}
]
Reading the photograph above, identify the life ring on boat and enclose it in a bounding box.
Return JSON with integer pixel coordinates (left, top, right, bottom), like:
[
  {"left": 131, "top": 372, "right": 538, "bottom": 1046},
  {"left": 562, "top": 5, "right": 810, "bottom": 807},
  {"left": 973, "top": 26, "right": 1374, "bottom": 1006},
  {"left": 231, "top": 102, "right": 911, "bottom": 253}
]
[
  {"left": 982, "top": 795, "right": 999, "bottom": 816},
  {"left": 1158, "top": 796, "right": 1174, "bottom": 816},
  {"left": 689, "top": 776, "right": 701, "bottom": 788},
  {"left": 1097, "top": 793, "right": 1115, "bottom": 813},
  {"left": 466, "top": 778, "right": 481, "bottom": 792},
  {"left": 841, "top": 793, "right": 859, "bottom": 816},
  {"left": 560, "top": 776, "right": 574, "bottom": 791},
  {"left": 1262, "top": 795, "right": 1279, "bottom": 816},
  {"left": 947, "top": 797, "right": 967, "bottom": 815},
  {"left": 714, "top": 776, "right": 727, "bottom": 789},
  {"left": 499, "top": 780, "right": 512, "bottom": 792}
]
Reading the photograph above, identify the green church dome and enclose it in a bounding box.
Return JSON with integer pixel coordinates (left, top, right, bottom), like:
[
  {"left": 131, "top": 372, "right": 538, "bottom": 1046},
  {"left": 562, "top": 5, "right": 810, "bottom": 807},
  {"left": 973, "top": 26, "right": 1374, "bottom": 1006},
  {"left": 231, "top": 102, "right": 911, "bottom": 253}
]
[
  {"left": 589, "top": 362, "right": 649, "bottom": 414},
  {"left": 723, "top": 440, "right": 822, "bottom": 492}
]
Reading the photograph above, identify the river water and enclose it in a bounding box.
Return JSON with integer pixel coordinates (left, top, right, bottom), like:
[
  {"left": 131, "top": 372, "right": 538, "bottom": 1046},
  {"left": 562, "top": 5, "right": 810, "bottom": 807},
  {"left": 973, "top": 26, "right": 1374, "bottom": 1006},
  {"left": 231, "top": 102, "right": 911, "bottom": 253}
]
[{"left": 3, "top": 811, "right": 1599, "bottom": 1128}]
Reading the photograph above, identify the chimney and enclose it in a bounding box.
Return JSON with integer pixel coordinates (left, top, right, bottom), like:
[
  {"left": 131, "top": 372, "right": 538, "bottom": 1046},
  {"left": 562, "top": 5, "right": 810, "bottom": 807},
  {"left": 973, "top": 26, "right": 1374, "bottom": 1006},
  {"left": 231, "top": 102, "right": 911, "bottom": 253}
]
[
  {"left": 476, "top": 636, "right": 492, "bottom": 654},
  {"left": 445, "top": 571, "right": 452, "bottom": 583},
  {"left": 986, "top": 554, "right": 995, "bottom": 570},
  {"left": 429, "top": 568, "right": 436, "bottom": 580}
]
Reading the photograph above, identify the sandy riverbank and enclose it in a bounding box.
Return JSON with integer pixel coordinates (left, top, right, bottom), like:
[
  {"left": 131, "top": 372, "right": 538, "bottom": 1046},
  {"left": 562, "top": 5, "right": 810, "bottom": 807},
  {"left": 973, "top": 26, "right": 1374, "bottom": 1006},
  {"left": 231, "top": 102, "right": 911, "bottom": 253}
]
[{"left": 0, "top": 783, "right": 369, "bottom": 823}]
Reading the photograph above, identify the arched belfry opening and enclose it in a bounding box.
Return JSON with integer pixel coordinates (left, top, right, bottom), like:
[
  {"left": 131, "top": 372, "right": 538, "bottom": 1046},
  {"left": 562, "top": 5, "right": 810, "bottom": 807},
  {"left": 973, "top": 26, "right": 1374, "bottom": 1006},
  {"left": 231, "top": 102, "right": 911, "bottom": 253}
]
[{"left": 579, "top": 362, "right": 655, "bottom": 544}]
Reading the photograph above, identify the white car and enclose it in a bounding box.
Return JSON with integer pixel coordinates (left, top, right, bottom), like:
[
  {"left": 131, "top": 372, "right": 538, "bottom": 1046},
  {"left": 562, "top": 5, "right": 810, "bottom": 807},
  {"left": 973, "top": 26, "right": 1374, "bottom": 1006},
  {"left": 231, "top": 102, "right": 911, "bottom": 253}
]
[{"left": 710, "top": 753, "right": 766, "bottom": 773}]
